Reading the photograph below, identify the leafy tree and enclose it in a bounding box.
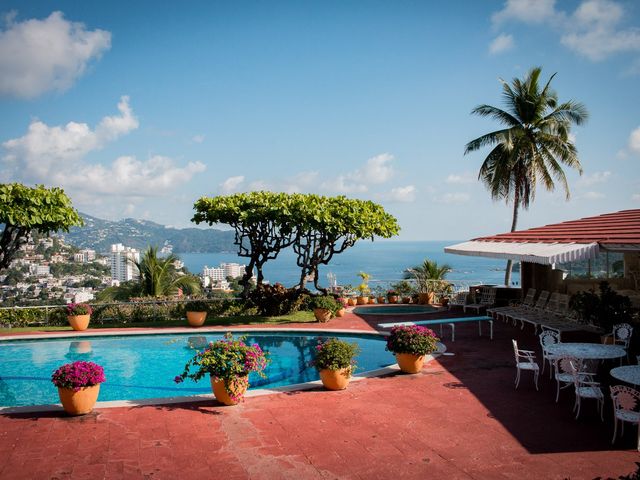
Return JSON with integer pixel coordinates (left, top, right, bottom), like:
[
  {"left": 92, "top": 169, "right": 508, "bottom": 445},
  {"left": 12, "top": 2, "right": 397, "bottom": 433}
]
[
  {"left": 193, "top": 192, "right": 299, "bottom": 296},
  {"left": 293, "top": 195, "right": 400, "bottom": 292},
  {"left": 464, "top": 67, "right": 587, "bottom": 286},
  {"left": 0, "top": 183, "right": 83, "bottom": 271}
]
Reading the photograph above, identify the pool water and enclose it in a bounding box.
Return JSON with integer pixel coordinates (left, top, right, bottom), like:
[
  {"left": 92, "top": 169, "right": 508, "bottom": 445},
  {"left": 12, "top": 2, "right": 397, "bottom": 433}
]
[
  {"left": 0, "top": 332, "right": 393, "bottom": 407},
  {"left": 353, "top": 305, "right": 438, "bottom": 315}
]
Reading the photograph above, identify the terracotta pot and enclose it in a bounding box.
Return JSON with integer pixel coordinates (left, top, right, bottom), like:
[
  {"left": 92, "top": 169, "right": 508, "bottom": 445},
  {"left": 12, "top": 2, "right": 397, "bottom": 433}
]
[
  {"left": 395, "top": 353, "right": 425, "bottom": 374},
  {"left": 319, "top": 368, "right": 352, "bottom": 390},
  {"left": 210, "top": 375, "right": 249, "bottom": 406},
  {"left": 387, "top": 295, "right": 398, "bottom": 304},
  {"left": 67, "top": 314, "right": 90, "bottom": 331},
  {"left": 356, "top": 296, "right": 369, "bottom": 305},
  {"left": 335, "top": 308, "right": 346, "bottom": 318},
  {"left": 368, "top": 297, "right": 376, "bottom": 304},
  {"left": 58, "top": 384, "right": 100, "bottom": 415},
  {"left": 186, "top": 311, "right": 207, "bottom": 327},
  {"left": 347, "top": 298, "right": 357, "bottom": 307},
  {"left": 402, "top": 296, "right": 412, "bottom": 304},
  {"left": 418, "top": 293, "right": 435, "bottom": 305},
  {"left": 441, "top": 298, "right": 450, "bottom": 307},
  {"left": 313, "top": 308, "right": 332, "bottom": 323},
  {"left": 377, "top": 296, "right": 386, "bottom": 304}
]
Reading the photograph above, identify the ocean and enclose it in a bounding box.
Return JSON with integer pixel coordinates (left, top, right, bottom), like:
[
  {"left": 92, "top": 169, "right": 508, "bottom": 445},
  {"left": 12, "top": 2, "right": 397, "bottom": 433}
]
[{"left": 179, "top": 240, "right": 520, "bottom": 290}]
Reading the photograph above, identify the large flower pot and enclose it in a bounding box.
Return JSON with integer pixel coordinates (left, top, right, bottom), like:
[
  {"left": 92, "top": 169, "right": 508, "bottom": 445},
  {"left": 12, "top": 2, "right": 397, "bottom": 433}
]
[
  {"left": 335, "top": 308, "right": 346, "bottom": 318},
  {"left": 347, "top": 298, "right": 357, "bottom": 307},
  {"left": 186, "top": 311, "right": 207, "bottom": 327},
  {"left": 387, "top": 295, "right": 398, "bottom": 304},
  {"left": 313, "top": 308, "right": 332, "bottom": 323},
  {"left": 356, "top": 296, "right": 369, "bottom": 305},
  {"left": 58, "top": 384, "right": 100, "bottom": 415},
  {"left": 319, "top": 368, "right": 352, "bottom": 390},
  {"left": 418, "top": 293, "right": 434, "bottom": 305},
  {"left": 67, "top": 314, "right": 90, "bottom": 331},
  {"left": 210, "top": 375, "right": 249, "bottom": 406},
  {"left": 395, "top": 353, "right": 425, "bottom": 374}
]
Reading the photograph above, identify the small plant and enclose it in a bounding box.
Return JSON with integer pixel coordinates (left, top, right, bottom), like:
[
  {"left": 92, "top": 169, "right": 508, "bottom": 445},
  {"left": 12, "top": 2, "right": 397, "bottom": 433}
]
[
  {"left": 336, "top": 297, "right": 349, "bottom": 308},
  {"left": 51, "top": 361, "right": 106, "bottom": 391},
  {"left": 310, "top": 295, "right": 340, "bottom": 315},
  {"left": 386, "top": 325, "right": 439, "bottom": 356},
  {"left": 389, "top": 280, "right": 415, "bottom": 297},
  {"left": 174, "top": 333, "right": 270, "bottom": 402},
  {"left": 570, "top": 281, "right": 632, "bottom": 331},
  {"left": 313, "top": 337, "right": 360, "bottom": 372},
  {"left": 185, "top": 299, "right": 209, "bottom": 312},
  {"left": 356, "top": 271, "right": 370, "bottom": 296},
  {"left": 387, "top": 289, "right": 398, "bottom": 297},
  {"left": 66, "top": 303, "right": 93, "bottom": 316}
]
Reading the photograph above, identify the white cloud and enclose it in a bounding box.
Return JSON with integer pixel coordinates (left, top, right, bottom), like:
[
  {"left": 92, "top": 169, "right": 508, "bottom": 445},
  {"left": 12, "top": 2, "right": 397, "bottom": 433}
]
[
  {"left": 446, "top": 172, "right": 476, "bottom": 184},
  {"left": 578, "top": 171, "right": 611, "bottom": 186},
  {"left": 2, "top": 96, "right": 138, "bottom": 181},
  {"left": 322, "top": 175, "right": 368, "bottom": 194},
  {"left": 0, "top": 11, "right": 111, "bottom": 98},
  {"left": 629, "top": 126, "right": 640, "bottom": 154},
  {"left": 248, "top": 180, "right": 270, "bottom": 191},
  {"left": 632, "top": 193, "right": 640, "bottom": 201},
  {"left": 492, "top": 0, "right": 559, "bottom": 25},
  {"left": 192, "top": 134, "right": 205, "bottom": 144},
  {"left": 220, "top": 176, "right": 245, "bottom": 194},
  {"left": 385, "top": 185, "right": 416, "bottom": 203},
  {"left": 581, "top": 191, "right": 606, "bottom": 200},
  {"left": 350, "top": 153, "right": 395, "bottom": 185},
  {"left": 489, "top": 33, "right": 515, "bottom": 54},
  {"left": 434, "top": 192, "right": 471, "bottom": 204}
]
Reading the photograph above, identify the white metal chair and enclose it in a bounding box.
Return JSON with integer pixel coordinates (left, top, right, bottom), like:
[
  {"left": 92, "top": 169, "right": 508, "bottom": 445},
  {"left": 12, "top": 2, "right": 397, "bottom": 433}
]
[
  {"left": 602, "top": 323, "right": 634, "bottom": 364},
  {"left": 464, "top": 287, "right": 496, "bottom": 315},
  {"left": 512, "top": 339, "right": 539, "bottom": 390},
  {"left": 610, "top": 385, "right": 640, "bottom": 451},
  {"left": 538, "top": 330, "right": 561, "bottom": 378},
  {"left": 448, "top": 290, "right": 468, "bottom": 310},
  {"left": 568, "top": 360, "right": 604, "bottom": 421},
  {"left": 552, "top": 356, "right": 582, "bottom": 403}
]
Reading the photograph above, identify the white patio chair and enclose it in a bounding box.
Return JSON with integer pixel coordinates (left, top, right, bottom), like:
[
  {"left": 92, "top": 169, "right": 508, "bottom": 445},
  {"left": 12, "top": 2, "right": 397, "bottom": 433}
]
[
  {"left": 568, "top": 360, "right": 604, "bottom": 421},
  {"left": 538, "top": 330, "right": 561, "bottom": 378},
  {"left": 610, "top": 385, "right": 640, "bottom": 451},
  {"left": 512, "top": 339, "right": 539, "bottom": 390},
  {"left": 448, "top": 290, "right": 468, "bottom": 310},
  {"left": 464, "top": 287, "right": 496, "bottom": 315},
  {"left": 552, "top": 356, "right": 583, "bottom": 403},
  {"left": 602, "top": 323, "right": 633, "bottom": 364}
]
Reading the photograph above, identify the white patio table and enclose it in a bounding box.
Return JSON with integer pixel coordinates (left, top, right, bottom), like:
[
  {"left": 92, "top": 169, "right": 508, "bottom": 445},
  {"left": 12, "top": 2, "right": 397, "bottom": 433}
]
[
  {"left": 610, "top": 366, "right": 640, "bottom": 386},
  {"left": 546, "top": 342, "right": 626, "bottom": 361}
]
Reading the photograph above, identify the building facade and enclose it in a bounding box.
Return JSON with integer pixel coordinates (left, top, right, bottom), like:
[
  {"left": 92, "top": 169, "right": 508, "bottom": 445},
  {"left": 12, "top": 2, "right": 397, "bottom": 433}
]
[{"left": 110, "top": 244, "right": 140, "bottom": 282}]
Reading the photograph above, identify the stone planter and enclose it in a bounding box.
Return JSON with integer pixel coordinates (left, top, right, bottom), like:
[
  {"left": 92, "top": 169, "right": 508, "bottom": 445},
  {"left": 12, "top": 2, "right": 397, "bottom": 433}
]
[
  {"left": 186, "top": 311, "right": 207, "bottom": 327},
  {"left": 319, "top": 368, "right": 352, "bottom": 390},
  {"left": 395, "top": 353, "right": 425, "bottom": 374},
  {"left": 58, "top": 385, "right": 100, "bottom": 415},
  {"left": 210, "top": 375, "right": 249, "bottom": 406},
  {"left": 67, "top": 314, "right": 90, "bottom": 331}
]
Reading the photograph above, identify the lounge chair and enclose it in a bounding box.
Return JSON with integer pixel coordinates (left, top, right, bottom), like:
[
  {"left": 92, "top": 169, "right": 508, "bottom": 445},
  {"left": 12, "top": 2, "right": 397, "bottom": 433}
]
[{"left": 487, "top": 288, "right": 536, "bottom": 322}]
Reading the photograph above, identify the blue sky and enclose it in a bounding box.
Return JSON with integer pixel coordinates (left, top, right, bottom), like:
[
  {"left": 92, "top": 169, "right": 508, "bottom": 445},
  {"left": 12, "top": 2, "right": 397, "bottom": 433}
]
[{"left": 1, "top": 1, "right": 639, "bottom": 240}]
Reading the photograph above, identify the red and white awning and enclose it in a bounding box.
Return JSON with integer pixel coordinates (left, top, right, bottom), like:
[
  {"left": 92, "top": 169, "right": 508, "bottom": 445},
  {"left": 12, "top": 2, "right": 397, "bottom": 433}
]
[{"left": 444, "top": 241, "right": 599, "bottom": 265}]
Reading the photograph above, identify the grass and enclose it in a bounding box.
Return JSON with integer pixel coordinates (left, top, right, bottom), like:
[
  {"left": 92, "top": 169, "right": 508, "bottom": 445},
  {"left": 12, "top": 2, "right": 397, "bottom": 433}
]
[{"left": 0, "top": 310, "right": 317, "bottom": 334}]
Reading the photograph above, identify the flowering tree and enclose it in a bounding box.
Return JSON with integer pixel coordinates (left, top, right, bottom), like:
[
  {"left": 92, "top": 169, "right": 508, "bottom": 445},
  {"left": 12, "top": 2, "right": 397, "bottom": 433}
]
[{"left": 0, "top": 183, "right": 83, "bottom": 271}]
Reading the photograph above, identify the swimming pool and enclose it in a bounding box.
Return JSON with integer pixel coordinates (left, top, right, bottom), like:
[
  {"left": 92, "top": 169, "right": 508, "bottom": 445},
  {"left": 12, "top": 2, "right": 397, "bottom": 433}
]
[
  {"left": 353, "top": 305, "right": 439, "bottom": 315},
  {"left": 0, "top": 331, "right": 394, "bottom": 407}
]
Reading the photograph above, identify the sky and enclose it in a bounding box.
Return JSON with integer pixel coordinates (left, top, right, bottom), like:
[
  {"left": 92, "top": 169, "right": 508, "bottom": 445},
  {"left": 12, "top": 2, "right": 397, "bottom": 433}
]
[{"left": 1, "top": 0, "right": 639, "bottom": 241}]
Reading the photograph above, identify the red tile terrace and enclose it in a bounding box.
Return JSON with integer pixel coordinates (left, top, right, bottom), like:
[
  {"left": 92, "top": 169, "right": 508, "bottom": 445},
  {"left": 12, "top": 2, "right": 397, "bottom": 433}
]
[{"left": 0, "top": 309, "right": 638, "bottom": 479}]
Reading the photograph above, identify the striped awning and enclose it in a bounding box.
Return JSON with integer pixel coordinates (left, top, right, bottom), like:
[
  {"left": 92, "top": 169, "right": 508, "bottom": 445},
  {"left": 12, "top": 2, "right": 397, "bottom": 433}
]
[{"left": 444, "top": 241, "right": 599, "bottom": 265}]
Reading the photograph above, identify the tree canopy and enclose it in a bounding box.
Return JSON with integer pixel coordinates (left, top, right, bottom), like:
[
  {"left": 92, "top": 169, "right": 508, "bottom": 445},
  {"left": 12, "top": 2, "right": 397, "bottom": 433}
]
[
  {"left": 464, "top": 67, "right": 587, "bottom": 285},
  {"left": 0, "top": 183, "right": 83, "bottom": 271},
  {"left": 193, "top": 192, "right": 400, "bottom": 295}
]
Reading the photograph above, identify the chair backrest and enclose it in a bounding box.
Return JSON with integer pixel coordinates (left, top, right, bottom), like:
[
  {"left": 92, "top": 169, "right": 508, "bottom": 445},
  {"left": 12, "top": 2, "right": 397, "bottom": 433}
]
[
  {"left": 522, "top": 288, "right": 537, "bottom": 307},
  {"left": 610, "top": 385, "right": 640, "bottom": 415},
  {"left": 554, "top": 355, "right": 581, "bottom": 379},
  {"left": 555, "top": 294, "right": 570, "bottom": 314},
  {"left": 539, "top": 330, "right": 560, "bottom": 352},
  {"left": 545, "top": 292, "right": 560, "bottom": 313},
  {"left": 534, "top": 290, "right": 550, "bottom": 310},
  {"left": 613, "top": 323, "right": 633, "bottom": 347},
  {"left": 450, "top": 290, "right": 468, "bottom": 306},
  {"left": 481, "top": 287, "right": 496, "bottom": 305}
]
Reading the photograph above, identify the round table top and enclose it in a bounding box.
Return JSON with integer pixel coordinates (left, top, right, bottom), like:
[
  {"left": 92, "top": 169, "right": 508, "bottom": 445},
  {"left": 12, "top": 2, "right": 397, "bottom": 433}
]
[
  {"left": 610, "top": 365, "right": 640, "bottom": 386},
  {"left": 546, "top": 342, "right": 626, "bottom": 360}
]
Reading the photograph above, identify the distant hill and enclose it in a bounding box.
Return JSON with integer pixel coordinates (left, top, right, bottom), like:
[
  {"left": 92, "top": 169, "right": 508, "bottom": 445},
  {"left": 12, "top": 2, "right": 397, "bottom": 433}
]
[{"left": 60, "top": 213, "right": 236, "bottom": 254}]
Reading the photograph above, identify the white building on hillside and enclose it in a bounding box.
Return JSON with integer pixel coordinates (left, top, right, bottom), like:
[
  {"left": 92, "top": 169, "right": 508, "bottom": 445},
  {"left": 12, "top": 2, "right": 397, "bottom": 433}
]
[
  {"left": 110, "top": 244, "right": 139, "bottom": 282},
  {"left": 202, "top": 263, "right": 248, "bottom": 282},
  {"left": 74, "top": 249, "right": 96, "bottom": 263}
]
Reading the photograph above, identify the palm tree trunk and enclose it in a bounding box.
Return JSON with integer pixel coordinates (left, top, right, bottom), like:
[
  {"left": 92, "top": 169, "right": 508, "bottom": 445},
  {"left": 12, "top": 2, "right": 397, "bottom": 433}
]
[{"left": 504, "top": 193, "right": 520, "bottom": 286}]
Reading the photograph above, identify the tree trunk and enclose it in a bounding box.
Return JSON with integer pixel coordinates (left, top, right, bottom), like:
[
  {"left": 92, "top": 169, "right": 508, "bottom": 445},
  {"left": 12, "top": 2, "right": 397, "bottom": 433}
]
[
  {"left": 504, "top": 193, "right": 520, "bottom": 286},
  {"left": 240, "top": 260, "right": 256, "bottom": 298},
  {"left": 313, "top": 267, "right": 327, "bottom": 294}
]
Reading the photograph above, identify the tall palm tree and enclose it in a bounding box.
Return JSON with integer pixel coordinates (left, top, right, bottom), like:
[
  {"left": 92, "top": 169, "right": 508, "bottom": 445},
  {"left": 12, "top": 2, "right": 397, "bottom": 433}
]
[
  {"left": 132, "top": 246, "right": 201, "bottom": 297},
  {"left": 464, "top": 67, "right": 588, "bottom": 286},
  {"left": 404, "top": 258, "right": 451, "bottom": 296}
]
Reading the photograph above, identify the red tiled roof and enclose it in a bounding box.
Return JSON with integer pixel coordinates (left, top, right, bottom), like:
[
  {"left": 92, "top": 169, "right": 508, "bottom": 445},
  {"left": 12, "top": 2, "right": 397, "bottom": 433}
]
[{"left": 473, "top": 209, "right": 640, "bottom": 245}]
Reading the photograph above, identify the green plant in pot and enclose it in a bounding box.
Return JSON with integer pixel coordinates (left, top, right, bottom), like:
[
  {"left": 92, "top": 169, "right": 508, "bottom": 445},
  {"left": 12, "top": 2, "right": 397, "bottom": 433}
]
[
  {"left": 313, "top": 337, "right": 360, "bottom": 390},
  {"left": 66, "top": 303, "right": 93, "bottom": 331},
  {"left": 356, "top": 272, "right": 371, "bottom": 304},
  {"left": 185, "top": 299, "right": 209, "bottom": 327},
  {"left": 174, "top": 333, "right": 270, "bottom": 405},
  {"left": 310, "top": 295, "right": 340, "bottom": 322},
  {"left": 570, "top": 281, "right": 632, "bottom": 335},
  {"left": 403, "top": 258, "right": 451, "bottom": 305},
  {"left": 386, "top": 325, "right": 439, "bottom": 374}
]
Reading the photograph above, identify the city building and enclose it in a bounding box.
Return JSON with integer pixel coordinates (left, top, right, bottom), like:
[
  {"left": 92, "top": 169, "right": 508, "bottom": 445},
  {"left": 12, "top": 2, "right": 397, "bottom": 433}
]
[
  {"left": 110, "top": 244, "right": 140, "bottom": 282},
  {"left": 74, "top": 249, "right": 96, "bottom": 263}
]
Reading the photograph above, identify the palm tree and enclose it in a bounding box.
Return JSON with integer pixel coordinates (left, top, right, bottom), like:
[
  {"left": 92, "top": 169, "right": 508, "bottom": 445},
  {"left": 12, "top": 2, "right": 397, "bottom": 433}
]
[
  {"left": 404, "top": 258, "right": 451, "bottom": 302},
  {"left": 132, "top": 246, "right": 201, "bottom": 297},
  {"left": 464, "top": 66, "right": 588, "bottom": 286}
]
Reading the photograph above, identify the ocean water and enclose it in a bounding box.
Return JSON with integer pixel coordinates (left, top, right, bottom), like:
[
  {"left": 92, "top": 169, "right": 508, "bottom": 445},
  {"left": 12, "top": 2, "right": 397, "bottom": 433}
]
[{"left": 179, "top": 240, "right": 520, "bottom": 290}]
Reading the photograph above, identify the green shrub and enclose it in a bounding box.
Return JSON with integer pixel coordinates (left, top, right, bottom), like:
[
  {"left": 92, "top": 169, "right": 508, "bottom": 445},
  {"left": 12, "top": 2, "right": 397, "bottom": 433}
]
[
  {"left": 249, "top": 283, "right": 308, "bottom": 316},
  {"left": 313, "top": 337, "right": 360, "bottom": 371},
  {"left": 185, "top": 300, "right": 209, "bottom": 312},
  {"left": 309, "top": 295, "right": 340, "bottom": 315},
  {"left": 386, "top": 325, "right": 439, "bottom": 356}
]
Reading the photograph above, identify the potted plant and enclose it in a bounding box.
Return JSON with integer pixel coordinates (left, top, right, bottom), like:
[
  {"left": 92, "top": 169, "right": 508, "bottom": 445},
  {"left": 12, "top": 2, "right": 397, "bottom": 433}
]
[
  {"left": 356, "top": 272, "right": 371, "bottom": 305},
  {"left": 385, "top": 325, "right": 439, "bottom": 374},
  {"left": 374, "top": 287, "right": 386, "bottom": 304},
  {"left": 342, "top": 284, "right": 357, "bottom": 306},
  {"left": 404, "top": 259, "right": 451, "bottom": 305},
  {"left": 335, "top": 297, "right": 348, "bottom": 317},
  {"left": 51, "top": 361, "right": 106, "bottom": 415},
  {"left": 313, "top": 337, "right": 360, "bottom": 390},
  {"left": 174, "top": 333, "right": 269, "bottom": 405},
  {"left": 310, "top": 295, "right": 340, "bottom": 322},
  {"left": 185, "top": 299, "right": 209, "bottom": 327},
  {"left": 66, "top": 303, "right": 93, "bottom": 331},
  {"left": 570, "top": 281, "right": 632, "bottom": 341},
  {"left": 387, "top": 289, "right": 399, "bottom": 304},
  {"left": 390, "top": 280, "right": 415, "bottom": 304}
]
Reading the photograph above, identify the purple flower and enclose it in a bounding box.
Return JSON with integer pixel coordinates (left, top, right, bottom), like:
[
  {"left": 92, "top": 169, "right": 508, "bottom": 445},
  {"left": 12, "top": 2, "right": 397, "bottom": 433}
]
[{"left": 174, "top": 375, "right": 184, "bottom": 384}]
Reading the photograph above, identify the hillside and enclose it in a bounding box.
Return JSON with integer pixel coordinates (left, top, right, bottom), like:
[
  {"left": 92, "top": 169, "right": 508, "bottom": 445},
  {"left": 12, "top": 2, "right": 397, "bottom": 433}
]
[{"left": 60, "top": 213, "right": 236, "bottom": 254}]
